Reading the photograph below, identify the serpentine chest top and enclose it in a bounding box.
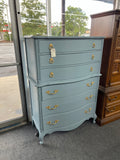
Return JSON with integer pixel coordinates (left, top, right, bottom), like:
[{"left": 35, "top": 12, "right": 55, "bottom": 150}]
[{"left": 25, "top": 36, "right": 104, "bottom": 144}]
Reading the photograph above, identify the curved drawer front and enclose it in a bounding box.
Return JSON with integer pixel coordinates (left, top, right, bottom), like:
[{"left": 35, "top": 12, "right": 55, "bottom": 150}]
[
  {"left": 42, "top": 77, "right": 99, "bottom": 101},
  {"left": 39, "top": 62, "right": 100, "bottom": 84},
  {"left": 43, "top": 102, "right": 96, "bottom": 131},
  {"left": 38, "top": 39, "right": 103, "bottom": 54},
  {"left": 39, "top": 50, "right": 102, "bottom": 68},
  {"left": 42, "top": 89, "right": 98, "bottom": 116}
]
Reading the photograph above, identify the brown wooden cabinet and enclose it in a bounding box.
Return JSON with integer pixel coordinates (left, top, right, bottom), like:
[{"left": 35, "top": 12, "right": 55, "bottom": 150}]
[{"left": 91, "top": 10, "right": 120, "bottom": 125}]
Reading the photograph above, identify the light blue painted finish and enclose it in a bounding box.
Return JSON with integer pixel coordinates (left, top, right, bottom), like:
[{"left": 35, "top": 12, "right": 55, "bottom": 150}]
[
  {"left": 25, "top": 39, "right": 37, "bottom": 82},
  {"left": 39, "top": 62, "right": 100, "bottom": 84},
  {"left": 24, "top": 37, "right": 104, "bottom": 144},
  {"left": 43, "top": 102, "right": 96, "bottom": 132},
  {"left": 29, "top": 74, "right": 101, "bottom": 87},
  {"left": 38, "top": 39, "right": 102, "bottom": 54},
  {"left": 39, "top": 50, "right": 102, "bottom": 68},
  {"left": 43, "top": 115, "right": 96, "bottom": 136},
  {"left": 42, "top": 77, "right": 99, "bottom": 101},
  {"left": 29, "top": 81, "right": 40, "bottom": 130},
  {"left": 42, "top": 89, "right": 98, "bottom": 116}
]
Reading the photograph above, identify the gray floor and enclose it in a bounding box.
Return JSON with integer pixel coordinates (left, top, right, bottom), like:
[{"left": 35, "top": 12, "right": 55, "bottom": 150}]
[{"left": 0, "top": 119, "right": 120, "bottom": 160}]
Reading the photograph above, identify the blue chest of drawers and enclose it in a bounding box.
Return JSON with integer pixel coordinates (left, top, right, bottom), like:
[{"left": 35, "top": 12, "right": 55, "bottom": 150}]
[{"left": 25, "top": 36, "right": 104, "bottom": 144}]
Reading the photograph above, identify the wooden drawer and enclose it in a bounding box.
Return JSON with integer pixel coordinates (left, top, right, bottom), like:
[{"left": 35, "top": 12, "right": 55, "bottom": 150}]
[
  {"left": 37, "top": 39, "right": 103, "bottom": 54},
  {"left": 105, "top": 103, "right": 120, "bottom": 117},
  {"left": 116, "top": 37, "right": 120, "bottom": 50},
  {"left": 106, "top": 91, "right": 120, "bottom": 106},
  {"left": 42, "top": 77, "right": 99, "bottom": 101},
  {"left": 42, "top": 89, "right": 98, "bottom": 116},
  {"left": 43, "top": 102, "right": 96, "bottom": 132},
  {"left": 39, "top": 62, "right": 101, "bottom": 85},
  {"left": 39, "top": 50, "right": 102, "bottom": 68}
]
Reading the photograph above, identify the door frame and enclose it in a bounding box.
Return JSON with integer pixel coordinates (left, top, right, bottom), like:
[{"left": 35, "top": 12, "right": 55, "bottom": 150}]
[{"left": 0, "top": 0, "right": 28, "bottom": 130}]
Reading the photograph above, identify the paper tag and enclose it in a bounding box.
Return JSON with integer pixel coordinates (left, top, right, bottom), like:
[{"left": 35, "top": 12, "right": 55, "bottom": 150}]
[{"left": 51, "top": 48, "right": 56, "bottom": 57}]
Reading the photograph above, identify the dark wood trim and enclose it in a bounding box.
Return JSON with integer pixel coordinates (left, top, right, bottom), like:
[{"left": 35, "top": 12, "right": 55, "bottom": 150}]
[
  {"left": 99, "top": 85, "right": 120, "bottom": 93},
  {"left": 91, "top": 10, "right": 120, "bottom": 126},
  {"left": 91, "top": 10, "right": 120, "bottom": 18},
  {"left": 96, "top": 112, "right": 120, "bottom": 126}
]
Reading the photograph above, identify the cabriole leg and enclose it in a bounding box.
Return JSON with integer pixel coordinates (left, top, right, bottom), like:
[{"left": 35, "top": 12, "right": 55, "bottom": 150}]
[{"left": 39, "top": 134, "right": 44, "bottom": 144}]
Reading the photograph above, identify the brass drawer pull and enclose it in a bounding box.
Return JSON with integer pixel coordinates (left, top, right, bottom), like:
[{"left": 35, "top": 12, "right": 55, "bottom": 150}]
[
  {"left": 47, "top": 120, "right": 59, "bottom": 125},
  {"left": 92, "top": 43, "right": 95, "bottom": 48},
  {"left": 46, "top": 105, "right": 59, "bottom": 110},
  {"left": 49, "top": 72, "right": 54, "bottom": 78},
  {"left": 92, "top": 54, "right": 95, "bottom": 60},
  {"left": 90, "top": 67, "right": 93, "bottom": 72},
  {"left": 85, "top": 107, "right": 92, "bottom": 114},
  {"left": 86, "top": 95, "right": 93, "bottom": 100},
  {"left": 108, "top": 96, "right": 117, "bottom": 102},
  {"left": 49, "top": 43, "right": 53, "bottom": 49},
  {"left": 85, "top": 110, "right": 88, "bottom": 113},
  {"left": 49, "top": 58, "right": 54, "bottom": 64},
  {"left": 89, "top": 108, "right": 92, "bottom": 112},
  {"left": 86, "top": 81, "right": 94, "bottom": 87},
  {"left": 46, "top": 90, "right": 58, "bottom": 95}
]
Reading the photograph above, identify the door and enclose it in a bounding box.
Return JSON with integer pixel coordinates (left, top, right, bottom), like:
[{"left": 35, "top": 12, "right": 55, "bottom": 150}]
[{"left": 0, "top": 0, "right": 27, "bottom": 130}]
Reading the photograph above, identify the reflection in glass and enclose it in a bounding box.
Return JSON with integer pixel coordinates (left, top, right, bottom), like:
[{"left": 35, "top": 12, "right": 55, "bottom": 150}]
[
  {"left": 0, "top": 66, "right": 23, "bottom": 122},
  {"left": 0, "top": 43, "right": 16, "bottom": 64}
]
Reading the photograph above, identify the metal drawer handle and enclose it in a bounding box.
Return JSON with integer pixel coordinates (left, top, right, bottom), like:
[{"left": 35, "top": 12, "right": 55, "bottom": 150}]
[
  {"left": 49, "top": 43, "right": 54, "bottom": 49},
  {"left": 49, "top": 58, "right": 54, "bottom": 64},
  {"left": 86, "top": 95, "right": 93, "bottom": 100},
  {"left": 90, "top": 67, "right": 93, "bottom": 72},
  {"left": 49, "top": 72, "right": 54, "bottom": 78},
  {"left": 92, "top": 43, "right": 95, "bottom": 48},
  {"left": 46, "top": 90, "right": 58, "bottom": 95},
  {"left": 108, "top": 96, "right": 117, "bottom": 102},
  {"left": 85, "top": 107, "right": 92, "bottom": 113},
  {"left": 92, "top": 54, "right": 95, "bottom": 60},
  {"left": 47, "top": 120, "right": 59, "bottom": 125},
  {"left": 46, "top": 105, "right": 59, "bottom": 110},
  {"left": 86, "top": 81, "right": 94, "bottom": 87}
]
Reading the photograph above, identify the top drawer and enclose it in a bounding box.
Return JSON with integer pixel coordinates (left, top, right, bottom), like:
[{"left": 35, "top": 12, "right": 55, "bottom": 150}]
[
  {"left": 37, "top": 39, "right": 103, "bottom": 54},
  {"left": 39, "top": 50, "right": 102, "bottom": 68}
]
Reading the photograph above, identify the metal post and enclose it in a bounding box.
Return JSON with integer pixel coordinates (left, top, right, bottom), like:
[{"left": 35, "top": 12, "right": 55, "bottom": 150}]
[
  {"left": 46, "top": 0, "right": 51, "bottom": 36},
  {"left": 61, "top": 0, "right": 65, "bottom": 36},
  {"left": 114, "top": 0, "right": 120, "bottom": 9}
]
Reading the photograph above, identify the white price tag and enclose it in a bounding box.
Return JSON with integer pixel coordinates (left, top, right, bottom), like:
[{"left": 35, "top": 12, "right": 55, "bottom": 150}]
[{"left": 51, "top": 48, "right": 56, "bottom": 57}]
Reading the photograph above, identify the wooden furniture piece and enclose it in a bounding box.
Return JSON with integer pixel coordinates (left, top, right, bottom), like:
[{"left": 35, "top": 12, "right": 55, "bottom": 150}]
[
  {"left": 25, "top": 36, "right": 103, "bottom": 143},
  {"left": 91, "top": 10, "right": 120, "bottom": 125}
]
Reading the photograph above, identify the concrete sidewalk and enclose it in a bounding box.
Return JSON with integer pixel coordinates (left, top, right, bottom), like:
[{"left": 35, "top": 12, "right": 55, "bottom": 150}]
[{"left": 0, "top": 75, "right": 23, "bottom": 122}]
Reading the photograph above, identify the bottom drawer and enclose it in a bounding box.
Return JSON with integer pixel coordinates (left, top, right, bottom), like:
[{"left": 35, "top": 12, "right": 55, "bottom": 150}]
[
  {"left": 105, "top": 103, "right": 120, "bottom": 117},
  {"left": 43, "top": 102, "right": 96, "bottom": 132}
]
